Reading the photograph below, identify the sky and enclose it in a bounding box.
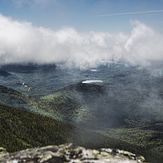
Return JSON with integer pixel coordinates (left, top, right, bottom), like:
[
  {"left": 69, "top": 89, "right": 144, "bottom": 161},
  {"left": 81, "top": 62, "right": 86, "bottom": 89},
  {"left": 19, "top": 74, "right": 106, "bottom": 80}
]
[
  {"left": 0, "top": 0, "right": 163, "bottom": 68},
  {"left": 0, "top": 0, "right": 163, "bottom": 32}
]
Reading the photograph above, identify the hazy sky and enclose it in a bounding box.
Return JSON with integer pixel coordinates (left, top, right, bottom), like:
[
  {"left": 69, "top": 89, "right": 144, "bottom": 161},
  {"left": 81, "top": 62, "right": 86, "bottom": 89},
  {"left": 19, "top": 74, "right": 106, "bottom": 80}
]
[{"left": 0, "top": 0, "right": 163, "bottom": 32}]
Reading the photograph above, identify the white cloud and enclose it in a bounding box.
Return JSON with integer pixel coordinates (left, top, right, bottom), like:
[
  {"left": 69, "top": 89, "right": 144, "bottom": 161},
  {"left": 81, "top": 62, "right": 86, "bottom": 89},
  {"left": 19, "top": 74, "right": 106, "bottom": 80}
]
[
  {"left": 98, "top": 9, "right": 163, "bottom": 17},
  {"left": 0, "top": 15, "right": 163, "bottom": 69}
]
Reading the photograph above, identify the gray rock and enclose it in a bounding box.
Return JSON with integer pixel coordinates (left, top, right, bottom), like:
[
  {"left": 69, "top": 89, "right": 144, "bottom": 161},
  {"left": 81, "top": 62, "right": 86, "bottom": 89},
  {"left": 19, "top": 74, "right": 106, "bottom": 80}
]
[{"left": 0, "top": 144, "right": 147, "bottom": 163}]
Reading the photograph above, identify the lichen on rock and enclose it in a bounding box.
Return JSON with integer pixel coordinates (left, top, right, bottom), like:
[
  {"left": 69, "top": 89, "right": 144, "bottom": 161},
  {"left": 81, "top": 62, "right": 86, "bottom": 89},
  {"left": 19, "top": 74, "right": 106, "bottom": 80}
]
[{"left": 0, "top": 144, "right": 147, "bottom": 163}]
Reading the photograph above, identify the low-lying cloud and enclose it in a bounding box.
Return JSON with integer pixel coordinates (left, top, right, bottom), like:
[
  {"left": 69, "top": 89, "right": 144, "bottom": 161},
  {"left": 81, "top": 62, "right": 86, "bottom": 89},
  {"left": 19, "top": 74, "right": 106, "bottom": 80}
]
[{"left": 0, "top": 15, "right": 163, "bottom": 69}]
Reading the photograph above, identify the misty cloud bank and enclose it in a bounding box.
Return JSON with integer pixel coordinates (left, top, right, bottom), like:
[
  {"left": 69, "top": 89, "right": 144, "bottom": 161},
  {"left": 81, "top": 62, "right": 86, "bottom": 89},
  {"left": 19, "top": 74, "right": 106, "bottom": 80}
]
[{"left": 0, "top": 15, "right": 163, "bottom": 69}]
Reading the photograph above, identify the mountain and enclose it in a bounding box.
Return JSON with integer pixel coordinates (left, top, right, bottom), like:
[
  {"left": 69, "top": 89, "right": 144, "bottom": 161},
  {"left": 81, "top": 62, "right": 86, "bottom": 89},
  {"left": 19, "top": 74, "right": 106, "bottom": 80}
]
[
  {"left": 0, "top": 63, "right": 56, "bottom": 73},
  {"left": 0, "top": 63, "right": 163, "bottom": 163},
  {"left": 0, "top": 103, "right": 73, "bottom": 152},
  {"left": 0, "top": 85, "right": 29, "bottom": 108},
  {"left": 0, "top": 70, "right": 11, "bottom": 77},
  {"left": 29, "top": 82, "right": 163, "bottom": 163}
]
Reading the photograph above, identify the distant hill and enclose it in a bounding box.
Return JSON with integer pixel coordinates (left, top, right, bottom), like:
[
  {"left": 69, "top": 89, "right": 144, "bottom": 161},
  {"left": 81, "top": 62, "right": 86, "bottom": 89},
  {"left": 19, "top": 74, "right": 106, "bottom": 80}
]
[
  {"left": 0, "top": 85, "right": 29, "bottom": 108},
  {"left": 0, "top": 70, "right": 11, "bottom": 77},
  {"left": 0, "top": 63, "right": 56, "bottom": 73}
]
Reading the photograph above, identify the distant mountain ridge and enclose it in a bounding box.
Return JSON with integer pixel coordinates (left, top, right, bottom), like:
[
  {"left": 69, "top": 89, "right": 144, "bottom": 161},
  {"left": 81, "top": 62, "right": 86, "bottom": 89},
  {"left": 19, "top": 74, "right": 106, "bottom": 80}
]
[
  {"left": 0, "top": 63, "right": 56, "bottom": 73},
  {"left": 0, "top": 70, "right": 11, "bottom": 77}
]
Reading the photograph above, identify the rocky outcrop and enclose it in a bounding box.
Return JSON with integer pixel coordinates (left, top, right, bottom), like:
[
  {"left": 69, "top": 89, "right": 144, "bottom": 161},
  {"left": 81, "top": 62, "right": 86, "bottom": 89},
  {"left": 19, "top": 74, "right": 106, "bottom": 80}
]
[{"left": 0, "top": 144, "right": 147, "bottom": 163}]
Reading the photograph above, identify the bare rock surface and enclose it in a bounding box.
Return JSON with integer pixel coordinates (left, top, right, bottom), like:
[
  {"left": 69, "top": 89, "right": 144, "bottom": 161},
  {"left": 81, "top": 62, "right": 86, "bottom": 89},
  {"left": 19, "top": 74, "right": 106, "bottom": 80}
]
[{"left": 0, "top": 144, "right": 147, "bottom": 163}]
